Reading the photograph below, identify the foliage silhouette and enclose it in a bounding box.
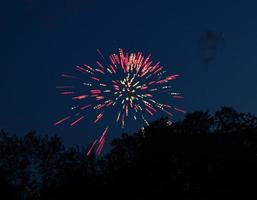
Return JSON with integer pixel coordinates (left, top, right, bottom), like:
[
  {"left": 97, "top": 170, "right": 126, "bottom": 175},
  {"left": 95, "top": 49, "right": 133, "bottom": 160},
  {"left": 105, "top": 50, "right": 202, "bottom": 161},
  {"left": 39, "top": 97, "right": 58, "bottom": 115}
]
[{"left": 1, "top": 107, "right": 257, "bottom": 199}]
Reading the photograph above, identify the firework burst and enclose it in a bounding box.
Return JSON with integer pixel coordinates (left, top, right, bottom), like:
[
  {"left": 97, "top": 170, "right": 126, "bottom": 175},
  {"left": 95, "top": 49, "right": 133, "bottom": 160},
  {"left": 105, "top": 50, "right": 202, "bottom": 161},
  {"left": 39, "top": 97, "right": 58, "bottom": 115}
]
[{"left": 55, "top": 49, "right": 185, "bottom": 156}]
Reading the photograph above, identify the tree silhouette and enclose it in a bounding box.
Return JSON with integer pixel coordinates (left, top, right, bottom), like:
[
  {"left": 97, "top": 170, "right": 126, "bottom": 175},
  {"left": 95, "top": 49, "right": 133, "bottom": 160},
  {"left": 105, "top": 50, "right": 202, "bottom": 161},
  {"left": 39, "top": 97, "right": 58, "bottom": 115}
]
[{"left": 1, "top": 107, "right": 257, "bottom": 199}]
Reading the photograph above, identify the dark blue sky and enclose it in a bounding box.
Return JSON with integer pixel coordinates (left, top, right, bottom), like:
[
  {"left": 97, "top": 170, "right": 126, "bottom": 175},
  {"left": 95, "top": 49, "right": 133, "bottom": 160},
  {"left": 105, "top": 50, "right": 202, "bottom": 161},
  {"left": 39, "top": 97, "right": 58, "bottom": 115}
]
[{"left": 1, "top": 0, "right": 257, "bottom": 146}]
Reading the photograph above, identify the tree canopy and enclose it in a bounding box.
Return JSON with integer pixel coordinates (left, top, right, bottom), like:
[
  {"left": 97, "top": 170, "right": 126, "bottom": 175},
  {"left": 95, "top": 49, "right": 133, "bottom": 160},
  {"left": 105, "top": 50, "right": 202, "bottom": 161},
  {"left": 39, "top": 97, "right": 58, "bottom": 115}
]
[{"left": 1, "top": 107, "right": 257, "bottom": 199}]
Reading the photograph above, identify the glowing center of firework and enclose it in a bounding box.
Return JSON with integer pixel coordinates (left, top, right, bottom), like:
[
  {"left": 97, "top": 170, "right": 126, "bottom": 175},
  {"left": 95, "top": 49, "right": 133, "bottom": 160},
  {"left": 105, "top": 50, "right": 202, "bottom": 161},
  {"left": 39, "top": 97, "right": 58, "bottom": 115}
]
[
  {"left": 123, "top": 78, "right": 135, "bottom": 95},
  {"left": 117, "top": 72, "right": 140, "bottom": 105}
]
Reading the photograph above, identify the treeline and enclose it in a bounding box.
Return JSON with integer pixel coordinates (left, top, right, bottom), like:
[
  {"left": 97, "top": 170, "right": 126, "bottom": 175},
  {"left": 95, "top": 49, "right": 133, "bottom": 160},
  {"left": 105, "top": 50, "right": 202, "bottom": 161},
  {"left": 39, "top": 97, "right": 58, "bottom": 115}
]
[{"left": 1, "top": 107, "right": 257, "bottom": 199}]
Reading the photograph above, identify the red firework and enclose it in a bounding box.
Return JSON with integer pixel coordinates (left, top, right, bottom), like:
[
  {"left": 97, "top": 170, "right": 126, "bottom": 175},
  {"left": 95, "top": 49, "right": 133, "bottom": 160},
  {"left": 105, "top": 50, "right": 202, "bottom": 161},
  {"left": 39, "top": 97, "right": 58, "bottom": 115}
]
[{"left": 55, "top": 48, "right": 185, "bottom": 156}]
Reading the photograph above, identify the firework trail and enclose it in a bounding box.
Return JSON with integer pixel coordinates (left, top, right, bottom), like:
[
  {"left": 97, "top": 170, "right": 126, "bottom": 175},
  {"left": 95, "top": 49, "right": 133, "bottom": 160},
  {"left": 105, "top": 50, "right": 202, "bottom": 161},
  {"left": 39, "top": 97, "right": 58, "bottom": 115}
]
[{"left": 55, "top": 48, "right": 185, "bottom": 156}]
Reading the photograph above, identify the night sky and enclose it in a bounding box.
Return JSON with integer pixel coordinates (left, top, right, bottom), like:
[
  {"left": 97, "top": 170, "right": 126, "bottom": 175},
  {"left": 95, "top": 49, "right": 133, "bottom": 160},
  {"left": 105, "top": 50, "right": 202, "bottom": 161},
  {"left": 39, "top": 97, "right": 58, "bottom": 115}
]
[{"left": 1, "top": 0, "right": 257, "bottom": 146}]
